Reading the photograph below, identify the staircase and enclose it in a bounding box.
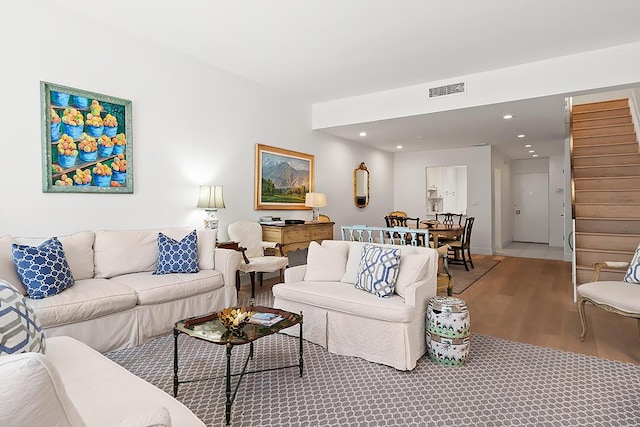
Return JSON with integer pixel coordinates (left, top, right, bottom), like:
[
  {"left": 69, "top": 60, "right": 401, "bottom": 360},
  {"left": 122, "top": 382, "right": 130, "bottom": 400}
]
[{"left": 571, "top": 98, "right": 640, "bottom": 284}]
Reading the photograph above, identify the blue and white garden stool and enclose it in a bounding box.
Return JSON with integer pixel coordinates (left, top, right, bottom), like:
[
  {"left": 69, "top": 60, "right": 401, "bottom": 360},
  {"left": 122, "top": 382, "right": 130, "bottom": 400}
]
[{"left": 426, "top": 296, "right": 471, "bottom": 366}]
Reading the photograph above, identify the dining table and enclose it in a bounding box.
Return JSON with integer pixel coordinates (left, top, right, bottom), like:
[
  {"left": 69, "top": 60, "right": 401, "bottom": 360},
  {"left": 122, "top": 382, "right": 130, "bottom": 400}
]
[{"left": 419, "top": 222, "right": 464, "bottom": 248}]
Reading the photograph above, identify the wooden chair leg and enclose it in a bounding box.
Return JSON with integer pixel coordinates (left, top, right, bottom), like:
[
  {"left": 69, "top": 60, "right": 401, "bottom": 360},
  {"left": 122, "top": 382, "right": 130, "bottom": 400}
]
[
  {"left": 249, "top": 272, "right": 256, "bottom": 299},
  {"left": 258, "top": 272, "right": 263, "bottom": 287},
  {"left": 577, "top": 296, "right": 588, "bottom": 342},
  {"left": 460, "top": 248, "right": 469, "bottom": 271},
  {"left": 467, "top": 248, "right": 474, "bottom": 269},
  {"left": 235, "top": 271, "right": 241, "bottom": 296}
]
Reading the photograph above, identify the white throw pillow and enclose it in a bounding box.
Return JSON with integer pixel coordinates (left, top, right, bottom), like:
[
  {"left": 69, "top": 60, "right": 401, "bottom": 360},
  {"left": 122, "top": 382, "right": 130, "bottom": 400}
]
[
  {"left": 340, "top": 242, "right": 365, "bottom": 284},
  {"left": 304, "top": 241, "right": 348, "bottom": 282},
  {"left": 395, "top": 253, "right": 430, "bottom": 298},
  {"left": 623, "top": 243, "right": 640, "bottom": 284}
]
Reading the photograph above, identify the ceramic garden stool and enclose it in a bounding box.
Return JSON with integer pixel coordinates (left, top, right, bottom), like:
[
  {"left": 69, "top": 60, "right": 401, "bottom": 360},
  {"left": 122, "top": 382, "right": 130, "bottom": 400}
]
[{"left": 426, "top": 296, "right": 471, "bottom": 366}]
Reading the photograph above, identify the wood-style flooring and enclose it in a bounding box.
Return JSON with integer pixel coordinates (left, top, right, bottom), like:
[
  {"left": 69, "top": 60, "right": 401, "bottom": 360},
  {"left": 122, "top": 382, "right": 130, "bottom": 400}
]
[
  {"left": 459, "top": 255, "right": 640, "bottom": 365},
  {"left": 248, "top": 255, "right": 640, "bottom": 365}
]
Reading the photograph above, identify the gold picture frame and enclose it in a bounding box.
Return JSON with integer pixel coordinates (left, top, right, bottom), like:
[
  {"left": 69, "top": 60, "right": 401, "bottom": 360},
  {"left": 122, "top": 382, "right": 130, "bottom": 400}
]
[{"left": 255, "top": 144, "right": 314, "bottom": 210}]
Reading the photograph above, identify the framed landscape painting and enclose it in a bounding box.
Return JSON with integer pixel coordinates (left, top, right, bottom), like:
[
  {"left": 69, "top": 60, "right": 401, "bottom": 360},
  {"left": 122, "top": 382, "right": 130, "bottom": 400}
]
[
  {"left": 40, "top": 81, "right": 133, "bottom": 193},
  {"left": 254, "top": 144, "right": 314, "bottom": 210}
]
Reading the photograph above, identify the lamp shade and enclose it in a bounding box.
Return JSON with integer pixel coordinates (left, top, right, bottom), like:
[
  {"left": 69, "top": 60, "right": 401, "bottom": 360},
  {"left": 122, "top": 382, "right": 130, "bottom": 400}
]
[
  {"left": 197, "top": 185, "right": 225, "bottom": 209},
  {"left": 305, "top": 192, "right": 327, "bottom": 208}
]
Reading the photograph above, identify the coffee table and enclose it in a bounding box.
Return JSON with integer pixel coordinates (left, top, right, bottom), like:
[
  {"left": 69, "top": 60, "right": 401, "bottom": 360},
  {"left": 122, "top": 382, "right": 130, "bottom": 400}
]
[{"left": 173, "top": 306, "right": 303, "bottom": 425}]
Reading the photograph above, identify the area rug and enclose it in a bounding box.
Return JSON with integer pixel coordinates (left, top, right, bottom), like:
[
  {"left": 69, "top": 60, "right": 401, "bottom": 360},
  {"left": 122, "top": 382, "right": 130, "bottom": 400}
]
[
  {"left": 107, "top": 288, "right": 639, "bottom": 426},
  {"left": 107, "top": 331, "right": 640, "bottom": 426},
  {"left": 449, "top": 255, "right": 501, "bottom": 294}
]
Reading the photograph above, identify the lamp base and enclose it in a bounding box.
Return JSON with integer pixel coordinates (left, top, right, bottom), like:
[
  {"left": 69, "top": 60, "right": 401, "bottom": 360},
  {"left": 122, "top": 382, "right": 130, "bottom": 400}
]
[{"left": 204, "top": 209, "right": 219, "bottom": 230}]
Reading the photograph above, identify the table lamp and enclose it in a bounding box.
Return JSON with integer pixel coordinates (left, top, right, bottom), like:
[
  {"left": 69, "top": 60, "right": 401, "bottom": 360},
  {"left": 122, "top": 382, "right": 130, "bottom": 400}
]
[
  {"left": 197, "top": 185, "right": 225, "bottom": 229},
  {"left": 305, "top": 192, "right": 327, "bottom": 222}
]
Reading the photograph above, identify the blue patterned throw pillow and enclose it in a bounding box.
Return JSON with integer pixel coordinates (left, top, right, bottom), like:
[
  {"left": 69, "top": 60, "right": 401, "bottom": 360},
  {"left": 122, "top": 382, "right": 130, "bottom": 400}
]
[
  {"left": 153, "top": 230, "right": 199, "bottom": 275},
  {"left": 11, "top": 237, "right": 74, "bottom": 300},
  {"left": 0, "top": 281, "right": 46, "bottom": 355},
  {"left": 623, "top": 244, "right": 640, "bottom": 284},
  {"left": 355, "top": 244, "right": 401, "bottom": 298}
]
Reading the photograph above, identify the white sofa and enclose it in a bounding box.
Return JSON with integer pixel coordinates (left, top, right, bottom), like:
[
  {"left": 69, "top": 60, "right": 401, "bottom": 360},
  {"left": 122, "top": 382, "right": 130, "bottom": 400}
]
[
  {"left": 272, "top": 240, "right": 438, "bottom": 370},
  {"left": 0, "top": 336, "right": 204, "bottom": 427},
  {"left": 0, "top": 227, "right": 241, "bottom": 353}
]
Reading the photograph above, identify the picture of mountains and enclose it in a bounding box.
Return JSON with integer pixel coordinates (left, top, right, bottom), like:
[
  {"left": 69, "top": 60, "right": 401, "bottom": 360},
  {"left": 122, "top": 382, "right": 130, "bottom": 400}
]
[{"left": 259, "top": 148, "right": 311, "bottom": 204}]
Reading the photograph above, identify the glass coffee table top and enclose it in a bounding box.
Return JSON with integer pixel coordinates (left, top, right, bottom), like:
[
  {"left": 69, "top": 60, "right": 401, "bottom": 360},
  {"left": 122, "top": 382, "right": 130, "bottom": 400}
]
[{"left": 175, "top": 306, "right": 302, "bottom": 345}]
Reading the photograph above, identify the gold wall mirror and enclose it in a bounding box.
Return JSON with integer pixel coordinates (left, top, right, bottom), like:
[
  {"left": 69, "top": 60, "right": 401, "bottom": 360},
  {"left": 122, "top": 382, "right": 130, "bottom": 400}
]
[{"left": 354, "top": 162, "right": 369, "bottom": 208}]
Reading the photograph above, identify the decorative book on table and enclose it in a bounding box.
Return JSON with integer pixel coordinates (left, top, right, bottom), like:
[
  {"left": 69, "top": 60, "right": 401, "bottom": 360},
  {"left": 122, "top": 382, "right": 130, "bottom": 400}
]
[{"left": 248, "top": 312, "right": 283, "bottom": 326}]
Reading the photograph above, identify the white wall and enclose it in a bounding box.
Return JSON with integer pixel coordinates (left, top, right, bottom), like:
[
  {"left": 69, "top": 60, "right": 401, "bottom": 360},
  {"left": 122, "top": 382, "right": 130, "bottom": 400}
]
[
  {"left": 548, "top": 155, "right": 565, "bottom": 248},
  {"left": 0, "top": 4, "right": 392, "bottom": 239},
  {"left": 313, "top": 41, "right": 640, "bottom": 129},
  {"left": 394, "top": 146, "right": 492, "bottom": 254},
  {"left": 491, "top": 149, "right": 513, "bottom": 249}
]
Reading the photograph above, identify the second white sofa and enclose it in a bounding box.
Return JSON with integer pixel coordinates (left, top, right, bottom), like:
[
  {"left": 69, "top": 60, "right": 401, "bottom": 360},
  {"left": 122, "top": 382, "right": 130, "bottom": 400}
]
[
  {"left": 272, "top": 240, "right": 438, "bottom": 370},
  {"left": 0, "top": 227, "right": 241, "bottom": 353}
]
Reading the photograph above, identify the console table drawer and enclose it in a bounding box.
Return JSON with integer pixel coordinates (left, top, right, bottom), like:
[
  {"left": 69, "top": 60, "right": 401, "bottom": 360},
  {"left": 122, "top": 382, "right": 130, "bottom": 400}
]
[{"left": 261, "top": 222, "right": 334, "bottom": 255}]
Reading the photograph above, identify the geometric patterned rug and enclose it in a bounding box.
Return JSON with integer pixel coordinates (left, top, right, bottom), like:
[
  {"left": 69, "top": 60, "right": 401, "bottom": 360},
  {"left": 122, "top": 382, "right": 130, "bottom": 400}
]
[{"left": 107, "top": 291, "right": 640, "bottom": 426}]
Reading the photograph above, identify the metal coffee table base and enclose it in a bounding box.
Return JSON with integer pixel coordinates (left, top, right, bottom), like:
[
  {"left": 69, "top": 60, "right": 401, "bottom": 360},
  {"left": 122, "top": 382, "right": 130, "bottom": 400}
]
[{"left": 173, "top": 321, "right": 303, "bottom": 425}]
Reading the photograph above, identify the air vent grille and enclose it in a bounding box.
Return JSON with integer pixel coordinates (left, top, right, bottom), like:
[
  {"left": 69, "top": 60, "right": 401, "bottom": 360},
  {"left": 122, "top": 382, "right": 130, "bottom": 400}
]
[{"left": 429, "top": 82, "right": 465, "bottom": 98}]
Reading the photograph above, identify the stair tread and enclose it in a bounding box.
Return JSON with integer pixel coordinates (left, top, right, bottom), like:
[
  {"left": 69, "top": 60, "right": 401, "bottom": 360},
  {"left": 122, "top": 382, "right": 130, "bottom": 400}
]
[
  {"left": 573, "top": 132, "right": 636, "bottom": 139},
  {"left": 574, "top": 176, "right": 640, "bottom": 180},
  {"left": 575, "top": 216, "right": 640, "bottom": 221},
  {"left": 574, "top": 202, "right": 640, "bottom": 205},
  {"left": 572, "top": 114, "right": 631, "bottom": 122},
  {"left": 573, "top": 153, "right": 640, "bottom": 159},
  {"left": 575, "top": 248, "right": 635, "bottom": 254},
  {"left": 574, "top": 189, "right": 640, "bottom": 192},
  {"left": 575, "top": 231, "right": 640, "bottom": 237},
  {"left": 573, "top": 164, "right": 640, "bottom": 169}
]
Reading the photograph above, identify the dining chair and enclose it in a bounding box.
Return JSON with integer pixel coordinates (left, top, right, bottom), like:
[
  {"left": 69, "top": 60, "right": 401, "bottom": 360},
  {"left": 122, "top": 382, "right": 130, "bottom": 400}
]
[
  {"left": 436, "top": 212, "right": 463, "bottom": 226},
  {"left": 227, "top": 220, "right": 289, "bottom": 298},
  {"left": 447, "top": 216, "right": 475, "bottom": 271},
  {"left": 438, "top": 214, "right": 464, "bottom": 245},
  {"left": 385, "top": 215, "right": 423, "bottom": 244}
]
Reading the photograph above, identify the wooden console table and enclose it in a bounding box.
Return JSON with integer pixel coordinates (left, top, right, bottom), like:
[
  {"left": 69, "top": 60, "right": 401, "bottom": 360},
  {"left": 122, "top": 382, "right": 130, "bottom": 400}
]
[{"left": 261, "top": 222, "right": 334, "bottom": 255}]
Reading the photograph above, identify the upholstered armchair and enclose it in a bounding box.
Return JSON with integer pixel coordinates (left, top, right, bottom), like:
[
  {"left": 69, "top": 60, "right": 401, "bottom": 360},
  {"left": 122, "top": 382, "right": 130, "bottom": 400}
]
[
  {"left": 228, "top": 221, "right": 289, "bottom": 298},
  {"left": 577, "top": 257, "right": 640, "bottom": 342}
]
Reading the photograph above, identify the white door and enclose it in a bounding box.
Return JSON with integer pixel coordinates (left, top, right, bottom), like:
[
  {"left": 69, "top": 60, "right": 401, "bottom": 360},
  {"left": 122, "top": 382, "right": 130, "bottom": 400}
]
[{"left": 513, "top": 173, "right": 549, "bottom": 243}]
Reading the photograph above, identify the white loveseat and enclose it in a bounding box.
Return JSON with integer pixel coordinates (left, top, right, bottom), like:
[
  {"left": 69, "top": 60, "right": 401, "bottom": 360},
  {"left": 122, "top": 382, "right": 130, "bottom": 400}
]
[
  {"left": 272, "top": 240, "right": 438, "bottom": 370},
  {"left": 0, "top": 336, "right": 204, "bottom": 426},
  {"left": 0, "top": 227, "right": 241, "bottom": 353}
]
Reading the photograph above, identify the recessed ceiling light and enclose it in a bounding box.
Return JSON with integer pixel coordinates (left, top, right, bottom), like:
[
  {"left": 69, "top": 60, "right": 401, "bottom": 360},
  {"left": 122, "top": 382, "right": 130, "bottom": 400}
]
[
  {"left": 528, "top": 150, "right": 535, "bottom": 153},
  {"left": 503, "top": 114, "right": 513, "bottom": 120},
  {"left": 359, "top": 132, "right": 367, "bottom": 137},
  {"left": 532, "top": 154, "right": 539, "bottom": 157},
  {"left": 525, "top": 144, "right": 532, "bottom": 148},
  {"left": 396, "top": 145, "right": 403, "bottom": 149},
  {"left": 518, "top": 134, "right": 526, "bottom": 138}
]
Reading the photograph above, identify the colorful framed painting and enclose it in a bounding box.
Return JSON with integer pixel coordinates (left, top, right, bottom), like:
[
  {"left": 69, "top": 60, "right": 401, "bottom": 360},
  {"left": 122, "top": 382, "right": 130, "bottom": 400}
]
[
  {"left": 254, "top": 144, "right": 314, "bottom": 210},
  {"left": 40, "top": 81, "right": 133, "bottom": 193}
]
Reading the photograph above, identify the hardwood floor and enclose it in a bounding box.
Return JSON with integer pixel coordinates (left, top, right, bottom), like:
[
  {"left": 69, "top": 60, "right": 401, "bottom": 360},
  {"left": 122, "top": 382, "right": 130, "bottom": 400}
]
[
  {"left": 246, "top": 255, "right": 640, "bottom": 365},
  {"left": 460, "top": 255, "right": 640, "bottom": 365}
]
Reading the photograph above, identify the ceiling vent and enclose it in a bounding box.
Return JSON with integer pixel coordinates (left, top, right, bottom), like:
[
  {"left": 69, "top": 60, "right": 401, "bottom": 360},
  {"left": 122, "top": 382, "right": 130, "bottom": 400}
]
[{"left": 429, "top": 82, "right": 466, "bottom": 98}]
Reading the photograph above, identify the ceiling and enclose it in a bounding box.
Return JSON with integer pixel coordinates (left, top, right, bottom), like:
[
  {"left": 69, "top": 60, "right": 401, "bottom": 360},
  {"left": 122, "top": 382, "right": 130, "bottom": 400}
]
[{"left": 49, "top": 0, "right": 640, "bottom": 159}]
